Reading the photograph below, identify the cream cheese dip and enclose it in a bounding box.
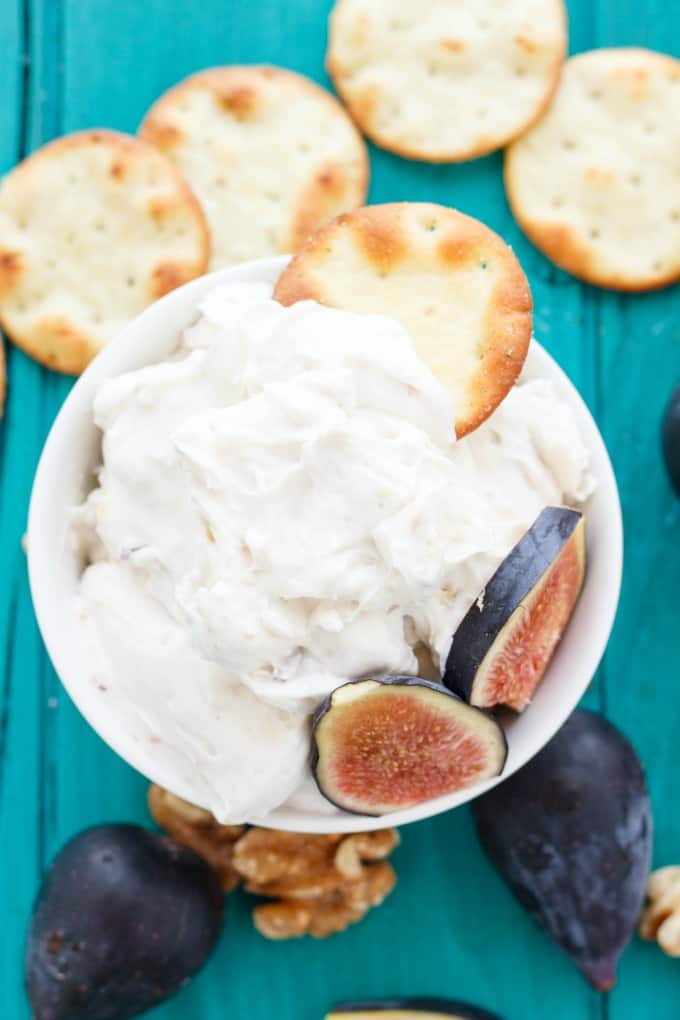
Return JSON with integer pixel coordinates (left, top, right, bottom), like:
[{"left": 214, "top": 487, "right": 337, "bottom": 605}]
[{"left": 74, "top": 280, "right": 595, "bottom": 822}]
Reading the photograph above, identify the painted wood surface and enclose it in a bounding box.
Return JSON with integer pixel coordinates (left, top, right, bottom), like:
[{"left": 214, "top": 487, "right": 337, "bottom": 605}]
[{"left": 0, "top": 0, "right": 679, "bottom": 1016}]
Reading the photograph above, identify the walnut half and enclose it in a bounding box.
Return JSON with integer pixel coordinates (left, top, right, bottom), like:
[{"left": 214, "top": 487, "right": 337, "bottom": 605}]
[
  {"left": 235, "top": 828, "right": 398, "bottom": 939},
  {"left": 148, "top": 785, "right": 244, "bottom": 892},
  {"left": 640, "top": 866, "right": 680, "bottom": 956},
  {"left": 148, "top": 785, "right": 400, "bottom": 939},
  {"left": 253, "top": 860, "right": 396, "bottom": 939}
]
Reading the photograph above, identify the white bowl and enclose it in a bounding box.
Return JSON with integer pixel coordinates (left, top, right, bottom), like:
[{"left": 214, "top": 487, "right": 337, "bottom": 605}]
[{"left": 28, "top": 255, "right": 623, "bottom": 833}]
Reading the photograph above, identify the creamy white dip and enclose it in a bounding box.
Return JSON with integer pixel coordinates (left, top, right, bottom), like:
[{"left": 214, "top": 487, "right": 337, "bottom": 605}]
[{"left": 74, "top": 280, "right": 595, "bottom": 821}]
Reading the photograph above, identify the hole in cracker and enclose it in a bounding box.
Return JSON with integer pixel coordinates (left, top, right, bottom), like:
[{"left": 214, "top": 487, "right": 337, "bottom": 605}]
[
  {"left": 480, "top": 261, "right": 488, "bottom": 269},
  {"left": 93, "top": 313, "right": 103, "bottom": 324},
  {"left": 477, "top": 17, "right": 490, "bottom": 28},
  {"left": 589, "top": 89, "right": 603, "bottom": 100},
  {"left": 630, "top": 174, "right": 642, "bottom": 185},
  {"left": 126, "top": 276, "right": 136, "bottom": 288},
  {"left": 94, "top": 220, "right": 106, "bottom": 233},
  {"left": 562, "top": 139, "right": 576, "bottom": 151},
  {"left": 215, "top": 176, "right": 226, "bottom": 188},
  {"left": 265, "top": 191, "right": 281, "bottom": 202},
  {"left": 68, "top": 174, "right": 77, "bottom": 186},
  {"left": 477, "top": 108, "right": 488, "bottom": 119},
  {"left": 427, "top": 63, "right": 439, "bottom": 76},
  {"left": 423, "top": 219, "right": 438, "bottom": 232},
  {"left": 176, "top": 226, "right": 187, "bottom": 237},
  {"left": 551, "top": 196, "right": 565, "bottom": 208},
  {"left": 423, "top": 306, "right": 436, "bottom": 317},
  {"left": 644, "top": 123, "right": 656, "bottom": 133},
  {"left": 514, "top": 66, "right": 527, "bottom": 77},
  {"left": 298, "top": 142, "right": 311, "bottom": 153},
  {"left": 589, "top": 228, "right": 601, "bottom": 239},
  {"left": 671, "top": 210, "right": 680, "bottom": 221},
  {"left": 653, "top": 260, "right": 664, "bottom": 271},
  {"left": 65, "top": 231, "right": 76, "bottom": 244}
]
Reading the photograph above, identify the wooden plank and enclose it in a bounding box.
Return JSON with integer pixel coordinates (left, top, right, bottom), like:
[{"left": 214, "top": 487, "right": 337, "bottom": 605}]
[
  {"left": 585, "top": 7, "right": 680, "bottom": 1020},
  {"left": 2, "top": 0, "right": 678, "bottom": 1017},
  {"left": 0, "top": 0, "right": 23, "bottom": 174},
  {"left": 0, "top": 0, "right": 82, "bottom": 1012},
  {"left": 48, "top": 2, "right": 598, "bottom": 1020},
  {"left": 0, "top": 0, "right": 44, "bottom": 1008},
  {"left": 599, "top": 291, "right": 680, "bottom": 1020}
]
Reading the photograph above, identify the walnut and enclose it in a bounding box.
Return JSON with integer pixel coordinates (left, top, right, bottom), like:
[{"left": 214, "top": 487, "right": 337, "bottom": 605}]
[
  {"left": 640, "top": 866, "right": 680, "bottom": 956},
  {"left": 234, "top": 826, "right": 399, "bottom": 939},
  {"left": 252, "top": 860, "right": 397, "bottom": 939},
  {"left": 232, "top": 829, "right": 344, "bottom": 896},
  {"left": 334, "top": 830, "right": 400, "bottom": 878},
  {"left": 148, "top": 785, "right": 244, "bottom": 892},
  {"left": 148, "top": 784, "right": 400, "bottom": 939}
]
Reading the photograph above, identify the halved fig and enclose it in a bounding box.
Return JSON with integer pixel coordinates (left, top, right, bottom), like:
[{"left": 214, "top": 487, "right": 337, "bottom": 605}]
[
  {"left": 327, "top": 998, "right": 501, "bottom": 1019},
  {"left": 312, "top": 676, "right": 507, "bottom": 816},
  {"left": 444, "top": 506, "right": 586, "bottom": 712}
]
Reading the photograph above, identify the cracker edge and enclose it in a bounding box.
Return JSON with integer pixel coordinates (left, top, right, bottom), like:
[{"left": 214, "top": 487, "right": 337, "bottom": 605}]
[
  {"left": 273, "top": 202, "right": 532, "bottom": 437},
  {"left": 139, "top": 65, "right": 370, "bottom": 252},
  {"left": 0, "top": 128, "right": 211, "bottom": 375},
  {"left": 504, "top": 47, "right": 680, "bottom": 292},
  {"left": 325, "top": 0, "right": 568, "bottom": 163}
]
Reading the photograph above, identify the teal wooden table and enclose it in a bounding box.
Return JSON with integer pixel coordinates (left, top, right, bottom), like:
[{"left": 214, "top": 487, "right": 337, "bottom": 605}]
[{"left": 1, "top": 1, "right": 679, "bottom": 1017}]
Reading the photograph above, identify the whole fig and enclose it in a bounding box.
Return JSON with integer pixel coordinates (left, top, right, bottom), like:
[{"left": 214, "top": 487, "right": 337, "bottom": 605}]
[
  {"left": 662, "top": 383, "right": 680, "bottom": 496},
  {"left": 473, "top": 710, "right": 651, "bottom": 990},
  {"left": 26, "top": 823, "right": 224, "bottom": 1020}
]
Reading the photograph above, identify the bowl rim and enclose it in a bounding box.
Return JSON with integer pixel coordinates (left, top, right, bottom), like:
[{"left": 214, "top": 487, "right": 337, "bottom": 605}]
[{"left": 27, "top": 255, "right": 623, "bottom": 833}]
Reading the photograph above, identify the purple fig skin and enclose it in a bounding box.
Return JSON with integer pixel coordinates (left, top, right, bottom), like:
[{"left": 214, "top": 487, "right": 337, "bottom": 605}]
[
  {"left": 661, "top": 383, "right": 680, "bottom": 496},
  {"left": 329, "top": 996, "right": 502, "bottom": 1018},
  {"left": 25, "top": 824, "right": 224, "bottom": 1020},
  {"left": 472, "top": 710, "right": 652, "bottom": 991},
  {"left": 444, "top": 506, "right": 584, "bottom": 711}
]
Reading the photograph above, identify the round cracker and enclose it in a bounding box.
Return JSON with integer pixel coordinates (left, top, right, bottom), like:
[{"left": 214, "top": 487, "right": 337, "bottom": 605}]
[
  {"left": 0, "top": 129, "right": 209, "bottom": 375},
  {"left": 326, "top": 0, "right": 567, "bottom": 163},
  {"left": 505, "top": 48, "right": 680, "bottom": 291},
  {"left": 273, "top": 203, "right": 532, "bottom": 438},
  {"left": 139, "top": 65, "right": 369, "bottom": 268}
]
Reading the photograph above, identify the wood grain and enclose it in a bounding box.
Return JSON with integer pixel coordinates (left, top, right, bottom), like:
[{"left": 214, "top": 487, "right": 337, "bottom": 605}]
[{"left": 0, "top": 1, "right": 678, "bottom": 1018}]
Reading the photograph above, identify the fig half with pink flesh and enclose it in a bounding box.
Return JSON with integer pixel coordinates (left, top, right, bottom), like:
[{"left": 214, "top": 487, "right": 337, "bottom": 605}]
[
  {"left": 444, "top": 506, "right": 586, "bottom": 712},
  {"left": 311, "top": 676, "right": 507, "bottom": 816}
]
